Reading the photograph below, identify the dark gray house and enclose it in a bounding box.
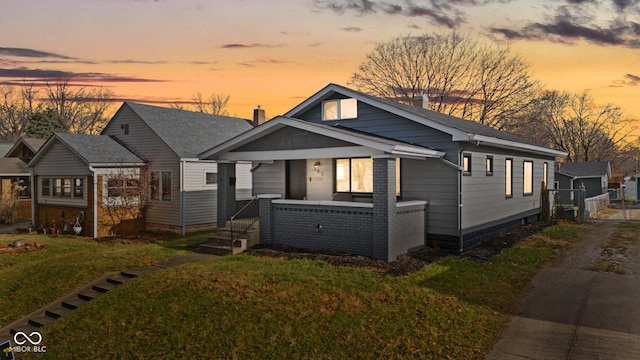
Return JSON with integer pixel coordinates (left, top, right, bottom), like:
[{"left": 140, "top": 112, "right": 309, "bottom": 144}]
[
  {"left": 201, "top": 84, "right": 566, "bottom": 261},
  {"left": 555, "top": 161, "right": 611, "bottom": 201},
  {"left": 29, "top": 102, "right": 254, "bottom": 237}
]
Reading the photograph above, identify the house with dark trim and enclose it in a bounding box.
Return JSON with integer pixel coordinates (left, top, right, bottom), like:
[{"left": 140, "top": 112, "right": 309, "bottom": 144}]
[
  {"left": 29, "top": 102, "right": 254, "bottom": 237},
  {"left": 201, "top": 84, "right": 566, "bottom": 261}
]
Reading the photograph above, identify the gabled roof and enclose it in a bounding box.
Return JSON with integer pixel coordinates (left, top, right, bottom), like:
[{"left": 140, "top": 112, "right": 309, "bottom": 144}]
[
  {"left": 200, "top": 116, "right": 445, "bottom": 161},
  {"left": 28, "top": 133, "right": 146, "bottom": 168},
  {"left": 285, "top": 83, "right": 567, "bottom": 157},
  {"left": 0, "top": 143, "right": 12, "bottom": 157},
  {"left": 556, "top": 161, "right": 612, "bottom": 179},
  {"left": 0, "top": 157, "right": 28, "bottom": 176},
  {"left": 105, "top": 102, "right": 254, "bottom": 159},
  {"left": 5, "top": 137, "right": 46, "bottom": 158}
]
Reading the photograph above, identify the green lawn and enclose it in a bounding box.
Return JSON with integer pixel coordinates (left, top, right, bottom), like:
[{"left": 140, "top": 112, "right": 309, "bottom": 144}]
[
  {"left": 3, "top": 224, "right": 585, "bottom": 359},
  {"left": 0, "top": 232, "right": 211, "bottom": 326}
]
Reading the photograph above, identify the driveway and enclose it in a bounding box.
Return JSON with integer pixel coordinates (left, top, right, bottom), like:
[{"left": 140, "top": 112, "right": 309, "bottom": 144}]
[{"left": 486, "top": 214, "right": 640, "bottom": 359}]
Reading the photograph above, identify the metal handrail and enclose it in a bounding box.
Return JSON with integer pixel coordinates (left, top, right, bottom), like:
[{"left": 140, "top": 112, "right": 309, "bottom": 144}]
[{"left": 230, "top": 197, "right": 259, "bottom": 241}]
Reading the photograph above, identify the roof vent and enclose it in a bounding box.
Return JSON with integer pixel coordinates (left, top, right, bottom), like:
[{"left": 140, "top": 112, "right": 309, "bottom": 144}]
[{"left": 412, "top": 94, "right": 429, "bottom": 109}]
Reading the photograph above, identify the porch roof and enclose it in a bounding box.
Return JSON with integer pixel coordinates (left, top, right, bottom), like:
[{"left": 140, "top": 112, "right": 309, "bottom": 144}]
[{"left": 199, "top": 116, "right": 445, "bottom": 161}]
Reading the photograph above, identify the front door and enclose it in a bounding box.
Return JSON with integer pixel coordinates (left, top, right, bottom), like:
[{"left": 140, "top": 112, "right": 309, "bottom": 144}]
[{"left": 286, "top": 160, "right": 307, "bottom": 200}]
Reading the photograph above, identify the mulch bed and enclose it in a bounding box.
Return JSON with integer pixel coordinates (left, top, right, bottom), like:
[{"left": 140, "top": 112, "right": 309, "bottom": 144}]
[{"left": 247, "top": 220, "right": 551, "bottom": 276}]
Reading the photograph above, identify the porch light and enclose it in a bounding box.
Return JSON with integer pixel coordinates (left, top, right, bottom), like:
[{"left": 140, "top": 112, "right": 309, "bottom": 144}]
[{"left": 314, "top": 161, "right": 321, "bottom": 173}]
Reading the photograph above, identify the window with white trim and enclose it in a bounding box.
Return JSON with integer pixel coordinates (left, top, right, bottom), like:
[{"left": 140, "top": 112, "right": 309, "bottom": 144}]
[
  {"left": 543, "top": 162, "right": 548, "bottom": 187},
  {"left": 204, "top": 171, "right": 217, "bottom": 186},
  {"left": 322, "top": 98, "right": 357, "bottom": 120}
]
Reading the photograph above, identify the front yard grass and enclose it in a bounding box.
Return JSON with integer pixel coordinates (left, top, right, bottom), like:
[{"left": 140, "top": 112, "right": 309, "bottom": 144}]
[
  {"left": 0, "top": 231, "right": 211, "bottom": 326},
  {"left": 8, "top": 223, "right": 585, "bottom": 359}
]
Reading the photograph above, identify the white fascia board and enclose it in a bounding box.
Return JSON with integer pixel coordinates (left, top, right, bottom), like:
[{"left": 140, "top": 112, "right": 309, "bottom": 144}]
[
  {"left": 468, "top": 135, "right": 568, "bottom": 157},
  {"left": 392, "top": 145, "right": 444, "bottom": 158},
  {"left": 88, "top": 162, "right": 146, "bottom": 168},
  {"left": 218, "top": 146, "right": 381, "bottom": 161}
]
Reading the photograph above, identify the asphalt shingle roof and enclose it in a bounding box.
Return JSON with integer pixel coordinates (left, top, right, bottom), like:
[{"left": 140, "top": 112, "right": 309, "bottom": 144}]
[
  {"left": 0, "top": 157, "right": 28, "bottom": 174},
  {"left": 125, "top": 102, "right": 254, "bottom": 158},
  {"left": 556, "top": 161, "right": 610, "bottom": 177},
  {"left": 55, "top": 133, "right": 145, "bottom": 164}
]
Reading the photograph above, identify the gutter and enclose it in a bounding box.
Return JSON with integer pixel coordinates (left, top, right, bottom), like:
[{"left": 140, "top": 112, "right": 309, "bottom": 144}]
[
  {"left": 458, "top": 150, "right": 464, "bottom": 254},
  {"left": 28, "top": 167, "right": 35, "bottom": 229},
  {"left": 467, "top": 134, "right": 568, "bottom": 157}
]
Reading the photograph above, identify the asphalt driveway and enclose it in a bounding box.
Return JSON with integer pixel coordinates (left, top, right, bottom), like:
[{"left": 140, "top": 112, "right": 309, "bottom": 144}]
[{"left": 486, "top": 217, "right": 640, "bottom": 359}]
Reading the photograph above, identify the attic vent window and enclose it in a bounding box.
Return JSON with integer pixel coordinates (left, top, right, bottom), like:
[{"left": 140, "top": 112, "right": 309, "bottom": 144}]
[{"left": 322, "top": 98, "right": 357, "bottom": 120}]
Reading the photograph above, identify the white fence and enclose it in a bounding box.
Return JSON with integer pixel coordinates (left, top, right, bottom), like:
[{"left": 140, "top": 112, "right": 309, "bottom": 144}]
[{"left": 585, "top": 193, "right": 610, "bottom": 218}]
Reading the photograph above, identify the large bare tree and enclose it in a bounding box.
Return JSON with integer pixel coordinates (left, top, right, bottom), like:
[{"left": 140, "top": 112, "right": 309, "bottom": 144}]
[
  {"left": 350, "top": 32, "right": 541, "bottom": 131},
  {"left": 525, "top": 91, "right": 631, "bottom": 163},
  {"left": 0, "top": 84, "right": 42, "bottom": 142},
  {"left": 44, "top": 78, "right": 115, "bottom": 135}
]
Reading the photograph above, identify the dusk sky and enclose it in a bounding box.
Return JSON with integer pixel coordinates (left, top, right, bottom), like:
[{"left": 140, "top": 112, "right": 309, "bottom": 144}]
[{"left": 2, "top": 0, "right": 640, "bottom": 135}]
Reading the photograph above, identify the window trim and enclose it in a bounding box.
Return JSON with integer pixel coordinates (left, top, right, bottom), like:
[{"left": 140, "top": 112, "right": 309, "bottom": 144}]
[
  {"left": 204, "top": 170, "right": 218, "bottom": 187},
  {"left": 334, "top": 158, "right": 401, "bottom": 196},
  {"left": 103, "top": 175, "right": 140, "bottom": 207},
  {"left": 40, "top": 176, "right": 85, "bottom": 200},
  {"left": 151, "top": 170, "right": 173, "bottom": 203},
  {"left": 486, "top": 156, "right": 494, "bottom": 176},
  {"left": 505, "top": 158, "right": 513, "bottom": 199},
  {"left": 543, "top": 162, "right": 548, "bottom": 188},
  {"left": 523, "top": 160, "right": 534, "bottom": 196},
  {"left": 462, "top": 153, "right": 472, "bottom": 176},
  {"left": 322, "top": 98, "right": 358, "bottom": 121}
]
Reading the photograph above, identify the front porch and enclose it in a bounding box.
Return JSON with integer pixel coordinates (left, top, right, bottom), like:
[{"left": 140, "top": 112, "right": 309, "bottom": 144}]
[{"left": 201, "top": 117, "right": 444, "bottom": 261}]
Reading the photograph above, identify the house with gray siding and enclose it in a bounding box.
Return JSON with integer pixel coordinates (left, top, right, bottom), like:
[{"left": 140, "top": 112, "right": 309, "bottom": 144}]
[
  {"left": 201, "top": 83, "right": 566, "bottom": 261},
  {"left": 555, "top": 161, "right": 611, "bottom": 202},
  {"left": 29, "top": 102, "right": 254, "bottom": 237}
]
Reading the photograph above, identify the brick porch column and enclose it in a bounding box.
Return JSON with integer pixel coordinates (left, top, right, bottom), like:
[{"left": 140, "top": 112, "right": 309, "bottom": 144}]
[
  {"left": 372, "top": 157, "right": 397, "bottom": 261},
  {"left": 258, "top": 194, "right": 281, "bottom": 244},
  {"left": 216, "top": 162, "right": 236, "bottom": 228}
]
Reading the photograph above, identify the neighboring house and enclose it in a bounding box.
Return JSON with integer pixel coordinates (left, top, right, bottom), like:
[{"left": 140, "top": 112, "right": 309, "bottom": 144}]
[
  {"left": 555, "top": 161, "right": 611, "bottom": 201},
  {"left": 29, "top": 102, "right": 254, "bottom": 237},
  {"left": 0, "top": 137, "right": 46, "bottom": 221},
  {"left": 201, "top": 83, "right": 566, "bottom": 261}
]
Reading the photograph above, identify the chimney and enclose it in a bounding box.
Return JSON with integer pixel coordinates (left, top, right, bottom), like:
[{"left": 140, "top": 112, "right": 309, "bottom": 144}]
[
  {"left": 412, "top": 94, "right": 429, "bottom": 109},
  {"left": 253, "top": 105, "right": 266, "bottom": 127}
]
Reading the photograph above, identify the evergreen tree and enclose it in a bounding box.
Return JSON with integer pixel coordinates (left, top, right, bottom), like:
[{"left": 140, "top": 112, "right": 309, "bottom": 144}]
[{"left": 25, "top": 108, "right": 69, "bottom": 138}]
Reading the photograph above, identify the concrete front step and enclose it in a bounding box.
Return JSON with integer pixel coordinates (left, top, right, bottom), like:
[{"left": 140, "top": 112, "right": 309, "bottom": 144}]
[{"left": 198, "top": 238, "right": 246, "bottom": 256}]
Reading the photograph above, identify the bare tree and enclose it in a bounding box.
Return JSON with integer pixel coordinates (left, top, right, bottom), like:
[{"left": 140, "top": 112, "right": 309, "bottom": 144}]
[
  {"left": 532, "top": 91, "right": 631, "bottom": 163},
  {"left": 191, "top": 92, "right": 230, "bottom": 116},
  {"left": 101, "top": 165, "right": 152, "bottom": 236},
  {"left": 350, "top": 32, "right": 541, "bottom": 131},
  {"left": 44, "top": 77, "right": 115, "bottom": 135},
  {"left": 0, "top": 84, "right": 42, "bottom": 141}
]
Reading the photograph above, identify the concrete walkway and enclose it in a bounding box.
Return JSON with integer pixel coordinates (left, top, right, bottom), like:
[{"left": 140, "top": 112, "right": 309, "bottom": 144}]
[{"left": 486, "top": 215, "right": 640, "bottom": 359}]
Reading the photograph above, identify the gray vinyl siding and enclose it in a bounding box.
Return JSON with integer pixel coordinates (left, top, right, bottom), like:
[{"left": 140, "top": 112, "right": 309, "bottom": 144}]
[
  {"left": 184, "top": 190, "right": 215, "bottom": 225},
  {"left": 402, "top": 158, "right": 459, "bottom": 237},
  {"left": 102, "top": 107, "right": 182, "bottom": 226},
  {"left": 252, "top": 161, "right": 285, "bottom": 197},
  {"left": 460, "top": 147, "right": 555, "bottom": 231},
  {"left": 31, "top": 141, "right": 91, "bottom": 176}
]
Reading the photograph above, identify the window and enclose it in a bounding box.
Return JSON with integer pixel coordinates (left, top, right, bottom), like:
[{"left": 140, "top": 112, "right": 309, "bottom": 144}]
[
  {"left": 463, "top": 154, "right": 472, "bottom": 176},
  {"left": 335, "top": 158, "right": 400, "bottom": 196},
  {"left": 524, "top": 161, "right": 533, "bottom": 195},
  {"left": 151, "top": 171, "right": 172, "bottom": 202},
  {"left": 505, "top": 159, "right": 513, "bottom": 198},
  {"left": 204, "top": 171, "right": 217, "bottom": 186},
  {"left": 543, "top": 162, "right": 548, "bottom": 188},
  {"left": 42, "top": 178, "right": 51, "bottom": 196},
  {"left": 322, "top": 98, "right": 357, "bottom": 120},
  {"left": 40, "top": 177, "right": 84, "bottom": 200},
  {"left": 486, "top": 156, "right": 494, "bottom": 176}
]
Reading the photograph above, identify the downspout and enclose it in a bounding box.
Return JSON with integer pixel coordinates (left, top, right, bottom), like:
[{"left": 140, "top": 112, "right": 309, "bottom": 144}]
[
  {"left": 28, "top": 167, "right": 35, "bottom": 229},
  {"left": 88, "top": 166, "right": 98, "bottom": 238},
  {"left": 180, "top": 159, "right": 186, "bottom": 236},
  {"left": 458, "top": 150, "right": 464, "bottom": 254}
]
